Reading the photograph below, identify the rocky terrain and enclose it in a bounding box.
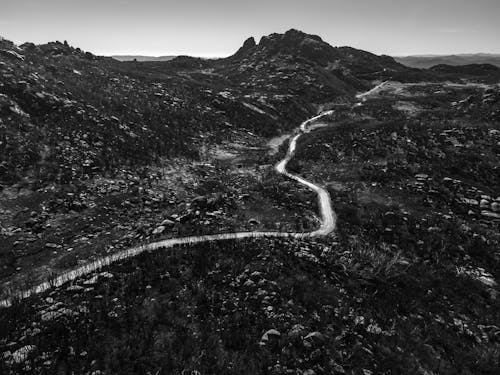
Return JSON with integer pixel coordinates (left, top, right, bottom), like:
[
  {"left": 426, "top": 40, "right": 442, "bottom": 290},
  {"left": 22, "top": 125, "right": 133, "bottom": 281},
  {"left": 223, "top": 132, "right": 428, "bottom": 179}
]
[
  {"left": 0, "top": 30, "right": 415, "bottom": 294},
  {"left": 1, "top": 30, "right": 499, "bottom": 374}
]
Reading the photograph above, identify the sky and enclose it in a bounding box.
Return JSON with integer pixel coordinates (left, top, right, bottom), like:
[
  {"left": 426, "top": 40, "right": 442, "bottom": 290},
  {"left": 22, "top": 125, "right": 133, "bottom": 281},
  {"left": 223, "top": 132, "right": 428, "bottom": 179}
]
[{"left": 2, "top": 0, "right": 500, "bottom": 57}]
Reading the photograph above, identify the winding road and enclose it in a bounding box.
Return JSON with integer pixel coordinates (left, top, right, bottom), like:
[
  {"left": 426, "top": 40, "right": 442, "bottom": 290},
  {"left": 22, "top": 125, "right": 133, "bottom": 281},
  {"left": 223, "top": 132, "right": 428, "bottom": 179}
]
[{"left": 1, "top": 85, "right": 382, "bottom": 308}]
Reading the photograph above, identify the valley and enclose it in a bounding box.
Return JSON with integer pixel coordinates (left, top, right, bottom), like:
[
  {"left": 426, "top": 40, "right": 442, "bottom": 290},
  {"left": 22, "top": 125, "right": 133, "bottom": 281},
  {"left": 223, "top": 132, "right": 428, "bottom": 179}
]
[{"left": 0, "top": 107, "right": 339, "bottom": 307}]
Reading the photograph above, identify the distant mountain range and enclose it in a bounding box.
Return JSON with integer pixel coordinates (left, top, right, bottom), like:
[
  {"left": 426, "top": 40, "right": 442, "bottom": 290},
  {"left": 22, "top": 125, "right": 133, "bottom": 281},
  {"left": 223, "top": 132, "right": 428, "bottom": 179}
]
[
  {"left": 113, "top": 52, "right": 500, "bottom": 69},
  {"left": 395, "top": 54, "right": 500, "bottom": 69},
  {"left": 111, "top": 55, "right": 177, "bottom": 62}
]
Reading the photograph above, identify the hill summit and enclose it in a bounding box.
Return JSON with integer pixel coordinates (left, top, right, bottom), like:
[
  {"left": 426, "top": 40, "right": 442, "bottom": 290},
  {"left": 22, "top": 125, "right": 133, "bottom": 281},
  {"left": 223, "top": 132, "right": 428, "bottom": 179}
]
[{"left": 228, "top": 29, "right": 407, "bottom": 75}]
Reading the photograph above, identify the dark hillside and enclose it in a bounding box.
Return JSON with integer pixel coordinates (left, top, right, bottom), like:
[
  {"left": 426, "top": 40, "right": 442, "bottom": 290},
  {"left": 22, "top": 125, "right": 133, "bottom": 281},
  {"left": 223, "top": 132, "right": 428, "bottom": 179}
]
[{"left": 0, "top": 30, "right": 421, "bottom": 187}]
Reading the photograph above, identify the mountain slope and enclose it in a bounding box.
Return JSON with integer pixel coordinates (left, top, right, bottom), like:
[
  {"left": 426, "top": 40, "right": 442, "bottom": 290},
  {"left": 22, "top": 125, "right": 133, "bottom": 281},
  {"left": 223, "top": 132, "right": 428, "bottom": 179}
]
[
  {"left": 1, "top": 30, "right": 418, "bottom": 187},
  {"left": 222, "top": 29, "right": 414, "bottom": 92}
]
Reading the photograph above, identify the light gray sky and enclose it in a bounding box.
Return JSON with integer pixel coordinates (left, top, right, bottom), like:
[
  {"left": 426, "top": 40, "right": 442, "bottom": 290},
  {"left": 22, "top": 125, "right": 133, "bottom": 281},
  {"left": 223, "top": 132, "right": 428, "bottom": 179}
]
[{"left": 2, "top": 0, "right": 499, "bottom": 57}]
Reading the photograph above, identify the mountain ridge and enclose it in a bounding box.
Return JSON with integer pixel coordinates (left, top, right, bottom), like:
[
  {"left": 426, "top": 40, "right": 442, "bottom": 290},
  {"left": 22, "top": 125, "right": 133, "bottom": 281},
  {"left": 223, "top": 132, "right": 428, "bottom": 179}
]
[
  {"left": 1, "top": 28, "right": 496, "bottom": 189},
  {"left": 396, "top": 53, "right": 500, "bottom": 69}
]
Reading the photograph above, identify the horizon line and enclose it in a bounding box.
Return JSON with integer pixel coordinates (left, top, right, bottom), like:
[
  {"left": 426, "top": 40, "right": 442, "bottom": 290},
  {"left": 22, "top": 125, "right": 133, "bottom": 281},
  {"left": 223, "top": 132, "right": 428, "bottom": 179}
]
[
  {"left": 105, "top": 51, "right": 500, "bottom": 58},
  {"left": 3, "top": 34, "right": 500, "bottom": 58}
]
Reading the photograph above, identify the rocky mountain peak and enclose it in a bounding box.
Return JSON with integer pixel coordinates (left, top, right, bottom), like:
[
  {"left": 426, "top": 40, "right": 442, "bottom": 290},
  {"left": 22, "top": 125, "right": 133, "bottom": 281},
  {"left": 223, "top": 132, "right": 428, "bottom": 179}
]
[
  {"left": 282, "top": 28, "right": 324, "bottom": 44},
  {"left": 242, "top": 36, "right": 257, "bottom": 50},
  {"left": 228, "top": 29, "right": 412, "bottom": 79},
  {"left": 258, "top": 29, "right": 326, "bottom": 52},
  {"left": 232, "top": 36, "right": 257, "bottom": 58},
  {"left": 229, "top": 29, "right": 341, "bottom": 67}
]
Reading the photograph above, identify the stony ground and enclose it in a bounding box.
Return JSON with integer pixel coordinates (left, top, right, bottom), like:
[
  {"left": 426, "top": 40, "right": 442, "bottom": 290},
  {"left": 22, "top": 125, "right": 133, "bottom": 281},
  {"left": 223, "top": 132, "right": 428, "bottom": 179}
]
[
  {"left": 0, "top": 129, "right": 319, "bottom": 299},
  {"left": 1, "top": 234, "right": 498, "bottom": 374},
  {"left": 2, "top": 31, "right": 500, "bottom": 374},
  {"left": 1, "top": 81, "right": 499, "bottom": 375}
]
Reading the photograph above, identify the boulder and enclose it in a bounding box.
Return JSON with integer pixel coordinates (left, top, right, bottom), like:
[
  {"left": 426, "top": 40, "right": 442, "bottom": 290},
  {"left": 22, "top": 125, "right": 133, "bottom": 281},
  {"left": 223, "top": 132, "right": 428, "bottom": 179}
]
[
  {"left": 250, "top": 271, "right": 262, "bottom": 279},
  {"left": 161, "top": 219, "right": 175, "bottom": 227},
  {"left": 260, "top": 329, "right": 281, "bottom": 344},
  {"left": 304, "top": 331, "right": 326, "bottom": 344},
  {"left": 480, "top": 199, "right": 490, "bottom": 209},
  {"left": 152, "top": 225, "right": 166, "bottom": 235},
  {"left": 248, "top": 218, "right": 260, "bottom": 226},
  {"left": 176, "top": 213, "right": 191, "bottom": 223},
  {"left": 243, "top": 279, "right": 255, "bottom": 288},
  {"left": 191, "top": 196, "right": 207, "bottom": 207},
  {"left": 40, "top": 308, "right": 77, "bottom": 322},
  {"left": 288, "top": 324, "right": 306, "bottom": 340},
  {"left": 11, "top": 345, "right": 35, "bottom": 363},
  {"left": 83, "top": 275, "right": 98, "bottom": 285},
  {"left": 99, "top": 272, "right": 114, "bottom": 279},
  {"left": 461, "top": 198, "right": 478, "bottom": 206},
  {"left": 415, "top": 173, "right": 429, "bottom": 181},
  {"left": 0, "top": 49, "right": 24, "bottom": 61},
  {"left": 481, "top": 211, "right": 500, "bottom": 219}
]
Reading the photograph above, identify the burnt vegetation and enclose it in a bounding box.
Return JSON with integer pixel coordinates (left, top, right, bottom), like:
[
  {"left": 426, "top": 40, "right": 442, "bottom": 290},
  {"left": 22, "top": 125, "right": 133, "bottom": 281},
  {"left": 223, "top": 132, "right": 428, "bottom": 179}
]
[
  {"left": 1, "top": 236, "right": 498, "bottom": 374},
  {"left": 1, "top": 29, "right": 500, "bottom": 374}
]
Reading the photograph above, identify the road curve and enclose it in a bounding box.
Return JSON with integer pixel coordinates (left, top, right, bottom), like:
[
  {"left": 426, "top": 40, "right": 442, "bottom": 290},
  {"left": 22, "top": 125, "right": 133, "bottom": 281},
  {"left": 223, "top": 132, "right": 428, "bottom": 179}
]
[{"left": 0, "top": 110, "right": 338, "bottom": 308}]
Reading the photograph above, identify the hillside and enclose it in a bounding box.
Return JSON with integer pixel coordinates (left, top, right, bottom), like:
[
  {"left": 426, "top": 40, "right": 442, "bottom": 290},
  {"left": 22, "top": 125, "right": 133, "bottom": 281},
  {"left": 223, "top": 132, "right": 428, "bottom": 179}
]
[
  {"left": 0, "top": 29, "right": 414, "bottom": 294},
  {"left": 429, "top": 63, "right": 500, "bottom": 81},
  {"left": 1, "top": 29, "right": 499, "bottom": 375},
  {"left": 0, "top": 29, "right": 416, "bottom": 187}
]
